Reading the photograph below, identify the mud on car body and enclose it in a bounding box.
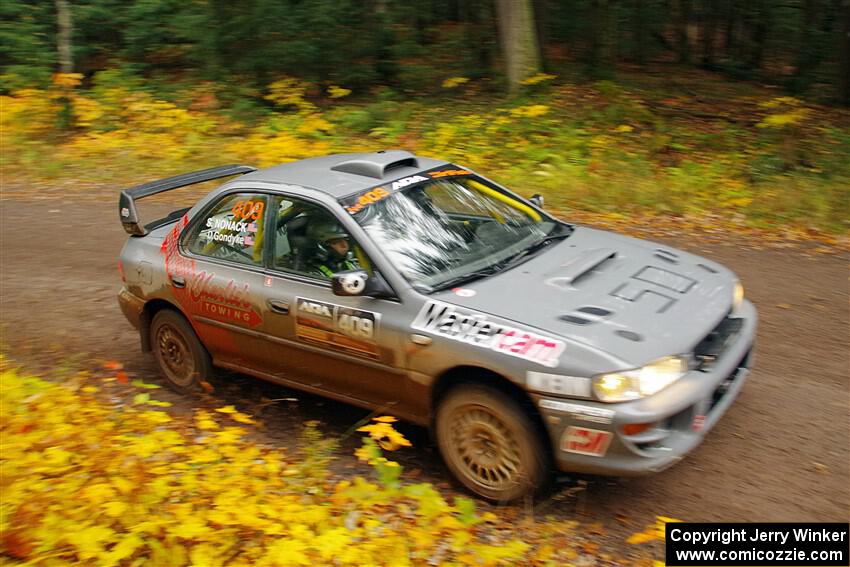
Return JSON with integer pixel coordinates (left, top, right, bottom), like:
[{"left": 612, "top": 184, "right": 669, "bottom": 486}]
[{"left": 117, "top": 150, "right": 757, "bottom": 501}]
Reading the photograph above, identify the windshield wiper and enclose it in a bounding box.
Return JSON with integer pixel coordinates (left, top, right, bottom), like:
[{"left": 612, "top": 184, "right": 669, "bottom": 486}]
[
  {"left": 429, "top": 225, "right": 573, "bottom": 293},
  {"left": 429, "top": 265, "right": 504, "bottom": 292},
  {"left": 499, "top": 231, "right": 572, "bottom": 270}
]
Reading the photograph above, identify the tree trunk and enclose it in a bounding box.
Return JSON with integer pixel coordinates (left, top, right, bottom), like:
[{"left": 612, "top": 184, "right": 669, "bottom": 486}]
[
  {"left": 840, "top": 0, "right": 850, "bottom": 105},
  {"left": 674, "top": 0, "right": 691, "bottom": 64},
  {"left": 55, "top": 0, "right": 73, "bottom": 73},
  {"left": 724, "top": 0, "right": 737, "bottom": 58},
  {"left": 586, "top": 0, "right": 618, "bottom": 78},
  {"left": 533, "top": 0, "right": 549, "bottom": 70},
  {"left": 747, "top": 0, "right": 768, "bottom": 69},
  {"left": 701, "top": 0, "right": 718, "bottom": 68},
  {"left": 793, "top": 0, "right": 818, "bottom": 87},
  {"left": 634, "top": 0, "right": 648, "bottom": 65},
  {"left": 466, "top": 0, "right": 495, "bottom": 77},
  {"left": 495, "top": 0, "right": 542, "bottom": 92}
]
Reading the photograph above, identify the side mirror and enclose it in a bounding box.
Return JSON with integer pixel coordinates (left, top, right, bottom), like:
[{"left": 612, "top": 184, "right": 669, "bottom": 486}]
[
  {"left": 332, "top": 269, "right": 394, "bottom": 298},
  {"left": 529, "top": 194, "right": 544, "bottom": 208}
]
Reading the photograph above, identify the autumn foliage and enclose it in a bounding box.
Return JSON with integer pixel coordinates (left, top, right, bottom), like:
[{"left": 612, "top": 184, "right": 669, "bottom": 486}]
[
  {"left": 2, "top": 358, "right": 658, "bottom": 566},
  {"left": 1, "top": 71, "right": 847, "bottom": 235}
]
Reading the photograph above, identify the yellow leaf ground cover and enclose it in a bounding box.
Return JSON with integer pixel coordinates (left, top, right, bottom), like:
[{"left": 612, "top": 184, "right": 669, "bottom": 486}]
[{"left": 0, "top": 362, "right": 654, "bottom": 566}]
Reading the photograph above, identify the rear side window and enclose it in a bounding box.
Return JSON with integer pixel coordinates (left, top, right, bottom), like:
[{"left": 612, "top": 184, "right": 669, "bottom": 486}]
[{"left": 185, "top": 193, "right": 267, "bottom": 267}]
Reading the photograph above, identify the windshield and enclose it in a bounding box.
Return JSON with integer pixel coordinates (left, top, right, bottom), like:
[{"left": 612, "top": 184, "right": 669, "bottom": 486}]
[{"left": 344, "top": 172, "right": 570, "bottom": 291}]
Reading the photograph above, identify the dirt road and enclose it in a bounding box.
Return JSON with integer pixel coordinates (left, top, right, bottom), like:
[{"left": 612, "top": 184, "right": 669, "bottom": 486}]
[{"left": 1, "top": 194, "right": 847, "bottom": 546}]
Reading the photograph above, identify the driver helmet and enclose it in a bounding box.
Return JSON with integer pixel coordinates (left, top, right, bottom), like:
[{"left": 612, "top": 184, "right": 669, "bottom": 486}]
[
  {"left": 307, "top": 220, "right": 350, "bottom": 258},
  {"left": 308, "top": 220, "right": 349, "bottom": 243}
]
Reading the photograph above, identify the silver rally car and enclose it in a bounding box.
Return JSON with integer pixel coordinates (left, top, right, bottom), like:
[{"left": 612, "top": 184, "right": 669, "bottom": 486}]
[{"left": 117, "top": 150, "right": 757, "bottom": 501}]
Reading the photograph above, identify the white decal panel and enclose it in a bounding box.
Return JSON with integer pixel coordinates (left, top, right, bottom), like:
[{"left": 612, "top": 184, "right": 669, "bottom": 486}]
[
  {"left": 296, "top": 298, "right": 380, "bottom": 360},
  {"left": 539, "top": 399, "right": 614, "bottom": 424},
  {"left": 527, "top": 371, "right": 591, "bottom": 397},
  {"left": 411, "top": 300, "right": 565, "bottom": 367},
  {"left": 390, "top": 175, "right": 428, "bottom": 191}
]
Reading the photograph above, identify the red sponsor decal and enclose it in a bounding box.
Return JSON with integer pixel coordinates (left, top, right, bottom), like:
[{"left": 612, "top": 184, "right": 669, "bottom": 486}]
[
  {"left": 159, "top": 214, "right": 261, "bottom": 327},
  {"left": 161, "top": 214, "right": 194, "bottom": 305},
  {"left": 562, "top": 426, "right": 613, "bottom": 457},
  {"left": 189, "top": 271, "right": 252, "bottom": 310},
  {"left": 496, "top": 330, "right": 561, "bottom": 364},
  {"left": 452, "top": 287, "right": 476, "bottom": 297},
  {"left": 692, "top": 414, "right": 706, "bottom": 432},
  {"left": 188, "top": 272, "right": 260, "bottom": 326}
]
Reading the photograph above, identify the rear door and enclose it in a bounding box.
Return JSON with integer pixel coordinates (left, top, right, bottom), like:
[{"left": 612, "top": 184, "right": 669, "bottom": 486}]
[{"left": 175, "top": 191, "right": 279, "bottom": 370}]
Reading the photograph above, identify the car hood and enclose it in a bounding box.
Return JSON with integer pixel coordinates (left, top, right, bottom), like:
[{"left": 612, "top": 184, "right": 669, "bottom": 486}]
[{"left": 432, "top": 226, "right": 736, "bottom": 368}]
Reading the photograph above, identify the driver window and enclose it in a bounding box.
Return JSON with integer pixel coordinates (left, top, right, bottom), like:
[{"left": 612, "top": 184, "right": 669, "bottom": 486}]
[
  {"left": 186, "top": 193, "right": 267, "bottom": 267},
  {"left": 271, "top": 196, "right": 372, "bottom": 280}
]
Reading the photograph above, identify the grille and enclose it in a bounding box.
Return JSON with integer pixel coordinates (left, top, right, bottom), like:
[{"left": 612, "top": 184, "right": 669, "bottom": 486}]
[
  {"left": 708, "top": 348, "right": 752, "bottom": 411},
  {"left": 694, "top": 316, "right": 743, "bottom": 369}
]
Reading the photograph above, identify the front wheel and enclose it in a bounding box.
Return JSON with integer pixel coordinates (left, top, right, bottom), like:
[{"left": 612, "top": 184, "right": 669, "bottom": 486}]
[
  {"left": 435, "top": 385, "right": 549, "bottom": 502},
  {"left": 150, "top": 310, "right": 212, "bottom": 394}
]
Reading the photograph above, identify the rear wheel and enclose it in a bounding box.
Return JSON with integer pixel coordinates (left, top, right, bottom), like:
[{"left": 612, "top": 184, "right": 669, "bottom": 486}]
[
  {"left": 150, "top": 310, "right": 211, "bottom": 393},
  {"left": 436, "top": 385, "right": 549, "bottom": 502}
]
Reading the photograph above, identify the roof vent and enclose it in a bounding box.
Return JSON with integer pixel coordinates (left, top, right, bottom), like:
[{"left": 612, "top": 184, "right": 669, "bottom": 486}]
[{"left": 331, "top": 150, "right": 419, "bottom": 180}]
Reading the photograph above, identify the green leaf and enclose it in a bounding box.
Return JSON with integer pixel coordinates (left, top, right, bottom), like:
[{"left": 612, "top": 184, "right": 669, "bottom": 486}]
[
  {"left": 131, "top": 379, "right": 161, "bottom": 389},
  {"left": 132, "top": 393, "right": 150, "bottom": 405},
  {"left": 454, "top": 496, "right": 479, "bottom": 526}
]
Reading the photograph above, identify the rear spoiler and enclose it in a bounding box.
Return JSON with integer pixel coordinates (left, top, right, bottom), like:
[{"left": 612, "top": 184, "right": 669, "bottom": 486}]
[{"left": 119, "top": 164, "right": 256, "bottom": 236}]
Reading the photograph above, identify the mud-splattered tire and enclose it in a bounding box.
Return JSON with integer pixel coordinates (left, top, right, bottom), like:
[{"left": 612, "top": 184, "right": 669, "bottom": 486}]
[
  {"left": 150, "top": 310, "right": 211, "bottom": 394},
  {"left": 436, "top": 385, "right": 549, "bottom": 502}
]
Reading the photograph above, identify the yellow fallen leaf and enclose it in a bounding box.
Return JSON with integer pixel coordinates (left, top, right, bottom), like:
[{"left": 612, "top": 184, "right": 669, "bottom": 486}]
[
  {"left": 67, "top": 524, "right": 115, "bottom": 560},
  {"left": 172, "top": 517, "right": 209, "bottom": 540}
]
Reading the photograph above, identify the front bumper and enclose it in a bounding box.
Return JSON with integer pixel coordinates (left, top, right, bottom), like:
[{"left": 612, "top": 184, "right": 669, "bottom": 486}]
[{"left": 536, "top": 299, "right": 757, "bottom": 476}]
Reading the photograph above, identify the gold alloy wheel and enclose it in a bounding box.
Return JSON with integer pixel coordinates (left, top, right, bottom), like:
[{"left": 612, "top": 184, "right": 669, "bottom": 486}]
[
  {"left": 437, "top": 384, "right": 548, "bottom": 501},
  {"left": 449, "top": 406, "right": 523, "bottom": 491}
]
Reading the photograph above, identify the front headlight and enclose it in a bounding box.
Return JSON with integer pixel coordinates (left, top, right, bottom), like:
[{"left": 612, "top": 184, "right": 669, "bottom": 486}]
[
  {"left": 733, "top": 280, "right": 744, "bottom": 312},
  {"left": 593, "top": 355, "right": 689, "bottom": 402}
]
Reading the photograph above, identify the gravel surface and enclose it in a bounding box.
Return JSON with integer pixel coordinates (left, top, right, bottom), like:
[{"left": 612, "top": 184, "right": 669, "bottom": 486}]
[{"left": 2, "top": 195, "right": 847, "bottom": 553}]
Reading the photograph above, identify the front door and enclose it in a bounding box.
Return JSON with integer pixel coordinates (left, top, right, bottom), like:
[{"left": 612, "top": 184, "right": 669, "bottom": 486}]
[{"left": 258, "top": 195, "right": 408, "bottom": 409}]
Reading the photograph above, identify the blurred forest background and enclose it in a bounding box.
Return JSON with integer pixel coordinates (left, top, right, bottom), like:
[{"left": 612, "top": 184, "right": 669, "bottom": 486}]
[{"left": 2, "top": 0, "right": 848, "bottom": 233}]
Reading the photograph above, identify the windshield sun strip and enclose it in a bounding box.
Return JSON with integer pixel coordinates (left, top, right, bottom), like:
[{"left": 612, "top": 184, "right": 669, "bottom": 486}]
[{"left": 339, "top": 165, "right": 473, "bottom": 215}]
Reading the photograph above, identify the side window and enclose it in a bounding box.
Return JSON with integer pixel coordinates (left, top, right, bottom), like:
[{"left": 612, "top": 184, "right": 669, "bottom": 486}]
[
  {"left": 185, "top": 193, "right": 267, "bottom": 267},
  {"left": 271, "top": 196, "right": 372, "bottom": 280}
]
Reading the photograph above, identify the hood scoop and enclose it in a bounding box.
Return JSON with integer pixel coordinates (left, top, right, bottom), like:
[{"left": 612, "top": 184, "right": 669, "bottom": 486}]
[{"left": 546, "top": 248, "right": 617, "bottom": 290}]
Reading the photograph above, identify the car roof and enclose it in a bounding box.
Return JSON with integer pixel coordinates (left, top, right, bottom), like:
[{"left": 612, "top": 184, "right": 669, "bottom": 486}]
[{"left": 237, "top": 150, "right": 449, "bottom": 199}]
